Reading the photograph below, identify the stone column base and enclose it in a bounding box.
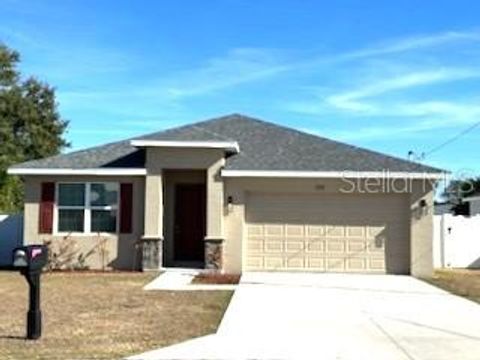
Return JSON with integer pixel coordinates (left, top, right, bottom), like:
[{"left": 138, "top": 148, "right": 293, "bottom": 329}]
[
  {"left": 204, "top": 237, "right": 224, "bottom": 271},
  {"left": 141, "top": 237, "right": 162, "bottom": 271}
]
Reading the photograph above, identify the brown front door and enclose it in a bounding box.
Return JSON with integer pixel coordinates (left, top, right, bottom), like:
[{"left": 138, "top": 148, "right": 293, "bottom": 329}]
[{"left": 174, "top": 184, "right": 206, "bottom": 262}]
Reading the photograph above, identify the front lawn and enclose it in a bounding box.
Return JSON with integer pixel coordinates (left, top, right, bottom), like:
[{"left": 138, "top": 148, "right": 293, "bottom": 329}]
[
  {"left": 428, "top": 269, "right": 480, "bottom": 304},
  {"left": 0, "top": 271, "right": 232, "bottom": 360}
]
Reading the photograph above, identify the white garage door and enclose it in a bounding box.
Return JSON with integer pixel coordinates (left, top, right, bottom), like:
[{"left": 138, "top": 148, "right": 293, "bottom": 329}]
[{"left": 245, "top": 193, "right": 410, "bottom": 273}]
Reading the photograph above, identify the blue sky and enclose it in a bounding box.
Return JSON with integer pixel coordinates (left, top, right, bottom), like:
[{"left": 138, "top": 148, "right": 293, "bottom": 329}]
[{"left": 1, "top": 0, "right": 480, "bottom": 176}]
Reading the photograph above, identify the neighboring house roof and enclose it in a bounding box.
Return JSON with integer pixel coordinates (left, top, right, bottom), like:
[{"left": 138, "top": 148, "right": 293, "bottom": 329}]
[
  {"left": 434, "top": 202, "right": 454, "bottom": 215},
  {"left": 9, "top": 114, "right": 445, "bottom": 175},
  {"left": 463, "top": 192, "right": 480, "bottom": 202}
]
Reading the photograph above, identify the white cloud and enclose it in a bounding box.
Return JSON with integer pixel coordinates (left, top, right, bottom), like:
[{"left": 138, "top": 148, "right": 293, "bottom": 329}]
[
  {"left": 301, "top": 101, "right": 480, "bottom": 142},
  {"left": 342, "top": 30, "right": 480, "bottom": 60},
  {"left": 325, "top": 68, "right": 480, "bottom": 113},
  {"left": 393, "top": 101, "right": 480, "bottom": 119},
  {"left": 291, "top": 98, "right": 480, "bottom": 140},
  {"left": 297, "top": 29, "right": 480, "bottom": 72}
]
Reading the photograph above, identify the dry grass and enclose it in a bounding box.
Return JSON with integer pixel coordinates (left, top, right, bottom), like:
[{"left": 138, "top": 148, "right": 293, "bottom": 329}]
[
  {"left": 427, "top": 269, "right": 480, "bottom": 304},
  {"left": 0, "top": 271, "right": 232, "bottom": 360}
]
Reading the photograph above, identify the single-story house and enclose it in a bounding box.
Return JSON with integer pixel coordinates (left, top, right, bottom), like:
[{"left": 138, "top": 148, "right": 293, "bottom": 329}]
[
  {"left": 463, "top": 192, "right": 480, "bottom": 216},
  {"left": 8, "top": 114, "right": 445, "bottom": 277}
]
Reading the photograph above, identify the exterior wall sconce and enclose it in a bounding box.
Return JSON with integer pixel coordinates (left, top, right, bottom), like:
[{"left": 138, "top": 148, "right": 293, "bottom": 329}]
[{"left": 415, "top": 199, "right": 429, "bottom": 218}]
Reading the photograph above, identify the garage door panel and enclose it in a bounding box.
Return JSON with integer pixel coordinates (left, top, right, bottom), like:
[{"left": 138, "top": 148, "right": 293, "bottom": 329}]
[
  {"left": 248, "top": 239, "right": 264, "bottom": 253},
  {"left": 245, "top": 193, "right": 409, "bottom": 274},
  {"left": 264, "top": 239, "right": 283, "bottom": 253},
  {"left": 247, "top": 224, "right": 264, "bottom": 237},
  {"left": 264, "top": 224, "right": 283, "bottom": 237},
  {"left": 369, "top": 258, "right": 386, "bottom": 270},
  {"left": 285, "top": 224, "right": 304, "bottom": 237},
  {"left": 326, "top": 258, "right": 346, "bottom": 271},
  {"left": 326, "top": 226, "right": 345, "bottom": 237},
  {"left": 326, "top": 239, "right": 346, "bottom": 253},
  {"left": 285, "top": 240, "right": 304, "bottom": 252},
  {"left": 307, "top": 225, "right": 325, "bottom": 237},
  {"left": 346, "top": 226, "right": 366, "bottom": 238},
  {"left": 306, "top": 257, "right": 325, "bottom": 270},
  {"left": 306, "top": 239, "right": 325, "bottom": 253},
  {"left": 347, "top": 239, "right": 367, "bottom": 252},
  {"left": 347, "top": 258, "right": 367, "bottom": 271},
  {"left": 264, "top": 256, "right": 284, "bottom": 268},
  {"left": 286, "top": 257, "right": 305, "bottom": 269}
]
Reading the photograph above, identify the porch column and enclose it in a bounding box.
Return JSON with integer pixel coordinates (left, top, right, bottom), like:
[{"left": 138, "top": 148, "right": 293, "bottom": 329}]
[
  {"left": 204, "top": 157, "right": 225, "bottom": 270},
  {"left": 142, "top": 171, "right": 164, "bottom": 270}
]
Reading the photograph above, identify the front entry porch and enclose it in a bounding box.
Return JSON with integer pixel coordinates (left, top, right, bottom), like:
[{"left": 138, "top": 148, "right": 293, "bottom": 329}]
[{"left": 140, "top": 147, "right": 226, "bottom": 272}]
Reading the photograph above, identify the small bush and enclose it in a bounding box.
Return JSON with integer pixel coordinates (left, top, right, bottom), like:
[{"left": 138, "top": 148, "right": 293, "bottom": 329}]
[{"left": 43, "top": 234, "right": 110, "bottom": 271}]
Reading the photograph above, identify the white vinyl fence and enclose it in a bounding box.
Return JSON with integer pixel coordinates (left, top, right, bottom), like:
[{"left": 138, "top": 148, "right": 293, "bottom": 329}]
[
  {"left": 434, "top": 214, "right": 480, "bottom": 269},
  {"left": 0, "top": 214, "right": 24, "bottom": 266}
]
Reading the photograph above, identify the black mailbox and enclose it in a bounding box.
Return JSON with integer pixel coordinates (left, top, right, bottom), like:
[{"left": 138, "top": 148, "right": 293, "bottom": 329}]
[
  {"left": 13, "top": 245, "right": 48, "bottom": 271},
  {"left": 12, "top": 245, "right": 48, "bottom": 340}
]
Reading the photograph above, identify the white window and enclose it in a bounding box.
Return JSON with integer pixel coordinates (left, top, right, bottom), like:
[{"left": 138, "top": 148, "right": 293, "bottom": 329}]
[{"left": 56, "top": 182, "right": 119, "bottom": 233}]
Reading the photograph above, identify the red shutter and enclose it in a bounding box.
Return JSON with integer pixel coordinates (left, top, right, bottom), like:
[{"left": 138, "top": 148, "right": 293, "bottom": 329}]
[
  {"left": 120, "top": 183, "right": 133, "bottom": 233},
  {"left": 39, "top": 182, "right": 55, "bottom": 234}
]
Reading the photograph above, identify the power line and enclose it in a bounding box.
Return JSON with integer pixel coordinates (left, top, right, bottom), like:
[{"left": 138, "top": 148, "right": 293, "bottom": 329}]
[{"left": 420, "top": 120, "right": 480, "bottom": 159}]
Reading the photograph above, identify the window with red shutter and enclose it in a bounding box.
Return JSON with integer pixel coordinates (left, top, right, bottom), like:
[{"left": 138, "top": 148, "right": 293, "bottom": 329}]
[{"left": 39, "top": 182, "right": 55, "bottom": 234}]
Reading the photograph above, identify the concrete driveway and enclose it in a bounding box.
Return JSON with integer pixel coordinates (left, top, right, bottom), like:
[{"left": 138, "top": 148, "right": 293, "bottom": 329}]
[{"left": 130, "top": 272, "right": 480, "bottom": 360}]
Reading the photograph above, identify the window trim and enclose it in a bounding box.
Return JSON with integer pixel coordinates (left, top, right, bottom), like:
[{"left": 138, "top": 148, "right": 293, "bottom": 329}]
[{"left": 53, "top": 182, "right": 120, "bottom": 235}]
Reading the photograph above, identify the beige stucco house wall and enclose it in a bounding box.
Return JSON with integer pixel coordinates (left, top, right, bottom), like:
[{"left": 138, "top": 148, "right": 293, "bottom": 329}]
[{"left": 410, "top": 180, "right": 435, "bottom": 277}]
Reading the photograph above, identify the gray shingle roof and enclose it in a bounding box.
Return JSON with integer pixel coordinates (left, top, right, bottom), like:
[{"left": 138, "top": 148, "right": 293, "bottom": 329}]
[
  {"left": 11, "top": 114, "right": 444, "bottom": 173},
  {"left": 11, "top": 140, "right": 145, "bottom": 169}
]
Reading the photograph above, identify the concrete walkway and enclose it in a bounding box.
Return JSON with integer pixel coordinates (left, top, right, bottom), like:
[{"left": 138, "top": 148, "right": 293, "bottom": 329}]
[
  {"left": 143, "top": 269, "right": 238, "bottom": 291},
  {"left": 130, "top": 272, "right": 480, "bottom": 360}
]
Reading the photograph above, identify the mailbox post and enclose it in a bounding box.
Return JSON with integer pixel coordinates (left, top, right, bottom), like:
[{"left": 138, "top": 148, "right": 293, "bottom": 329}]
[{"left": 12, "top": 245, "right": 48, "bottom": 340}]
